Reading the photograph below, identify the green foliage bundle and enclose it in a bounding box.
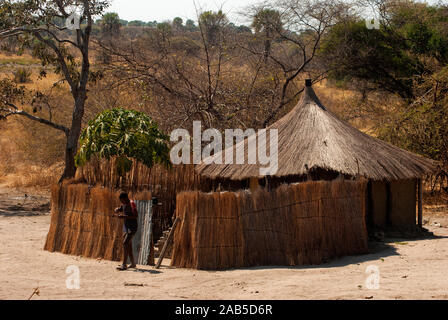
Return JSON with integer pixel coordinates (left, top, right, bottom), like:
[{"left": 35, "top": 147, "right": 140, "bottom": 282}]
[{"left": 75, "top": 108, "right": 171, "bottom": 176}]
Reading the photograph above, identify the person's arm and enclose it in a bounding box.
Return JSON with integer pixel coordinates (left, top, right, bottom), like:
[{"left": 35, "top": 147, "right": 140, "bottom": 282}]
[{"left": 113, "top": 205, "right": 125, "bottom": 218}]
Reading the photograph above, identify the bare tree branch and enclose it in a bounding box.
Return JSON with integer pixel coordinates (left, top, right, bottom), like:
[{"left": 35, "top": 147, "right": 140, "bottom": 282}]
[{"left": 0, "top": 106, "right": 69, "bottom": 134}]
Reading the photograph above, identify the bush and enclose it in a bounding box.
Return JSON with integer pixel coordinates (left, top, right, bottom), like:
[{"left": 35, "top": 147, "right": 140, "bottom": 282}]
[
  {"left": 76, "top": 108, "right": 171, "bottom": 176},
  {"left": 377, "top": 68, "right": 448, "bottom": 166},
  {"left": 13, "top": 67, "right": 32, "bottom": 83}
]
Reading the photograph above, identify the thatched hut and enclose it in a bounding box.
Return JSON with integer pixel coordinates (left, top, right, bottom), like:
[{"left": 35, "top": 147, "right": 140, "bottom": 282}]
[
  {"left": 196, "top": 80, "right": 438, "bottom": 232},
  {"left": 46, "top": 80, "right": 437, "bottom": 269}
]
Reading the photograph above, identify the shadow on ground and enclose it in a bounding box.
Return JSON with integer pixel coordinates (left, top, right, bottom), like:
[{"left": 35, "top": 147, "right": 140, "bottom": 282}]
[
  {"left": 0, "top": 208, "right": 49, "bottom": 217},
  {"left": 131, "top": 268, "right": 162, "bottom": 275},
  {"left": 230, "top": 232, "right": 446, "bottom": 272}
]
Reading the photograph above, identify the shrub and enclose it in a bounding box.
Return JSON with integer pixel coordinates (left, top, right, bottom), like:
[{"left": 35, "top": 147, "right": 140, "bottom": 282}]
[{"left": 13, "top": 67, "right": 32, "bottom": 83}]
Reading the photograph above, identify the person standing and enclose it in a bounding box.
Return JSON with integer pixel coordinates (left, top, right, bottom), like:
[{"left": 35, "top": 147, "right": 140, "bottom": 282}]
[{"left": 114, "top": 192, "right": 138, "bottom": 271}]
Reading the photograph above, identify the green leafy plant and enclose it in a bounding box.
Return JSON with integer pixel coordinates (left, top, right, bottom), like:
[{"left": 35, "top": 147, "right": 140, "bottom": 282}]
[{"left": 75, "top": 108, "right": 171, "bottom": 176}]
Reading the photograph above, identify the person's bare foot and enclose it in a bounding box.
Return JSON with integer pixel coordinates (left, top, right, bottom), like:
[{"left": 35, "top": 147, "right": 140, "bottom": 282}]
[
  {"left": 128, "top": 264, "right": 137, "bottom": 269},
  {"left": 116, "top": 264, "right": 127, "bottom": 271}
]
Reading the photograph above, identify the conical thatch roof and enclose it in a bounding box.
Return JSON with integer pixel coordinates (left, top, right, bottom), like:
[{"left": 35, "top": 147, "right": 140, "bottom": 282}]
[{"left": 196, "top": 80, "right": 437, "bottom": 181}]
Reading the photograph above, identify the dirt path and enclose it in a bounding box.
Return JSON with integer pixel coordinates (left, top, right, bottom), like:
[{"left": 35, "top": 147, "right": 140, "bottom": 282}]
[{"left": 0, "top": 187, "right": 447, "bottom": 300}]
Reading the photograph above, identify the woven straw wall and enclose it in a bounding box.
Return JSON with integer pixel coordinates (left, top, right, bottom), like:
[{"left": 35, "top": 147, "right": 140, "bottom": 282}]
[
  {"left": 44, "top": 183, "right": 152, "bottom": 261},
  {"left": 75, "top": 160, "right": 212, "bottom": 240},
  {"left": 171, "top": 180, "right": 369, "bottom": 270}
]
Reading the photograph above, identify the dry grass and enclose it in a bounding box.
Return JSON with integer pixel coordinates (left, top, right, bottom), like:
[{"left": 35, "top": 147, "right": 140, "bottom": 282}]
[
  {"left": 0, "top": 117, "right": 65, "bottom": 189},
  {"left": 172, "top": 180, "right": 369, "bottom": 270},
  {"left": 314, "top": 80, "right": 403, "bottom": 135},
  {"left": 0, "top": 52, "right": 40, "bottom": 66},
  {"left": 0, "top": 163, "right": 63, "bottom": 189},
  {"left": 0, "top": 119, "right": 62, "bottom": 190},
  {"left": 423, "top": 188, "right": 448, "bottom": 206},
  {"left": 0, "top": 57, "right": 72, "bottom": 190}
]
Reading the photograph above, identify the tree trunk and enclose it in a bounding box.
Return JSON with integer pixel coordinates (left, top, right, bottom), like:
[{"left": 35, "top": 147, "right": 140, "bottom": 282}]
[
  {"left": 59, "top": 95, "right": 87, "bottom": 182},
  {"left": 264, "top": 29, "right": 271, "bottom": 63},
  {"left": 60, "top": 141, "right": 77, "bottom": 182},
  {"left": 264, "top": 39, "right": 271, "bottom": 63}
]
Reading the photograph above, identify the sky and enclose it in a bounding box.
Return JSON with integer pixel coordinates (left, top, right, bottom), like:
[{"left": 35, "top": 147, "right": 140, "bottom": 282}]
[
  {"left": 107, "top": 0, "right": 444, "bottom": 25},
  {"left": 108, "top": 0, "right": 261, "bottom": 25}
]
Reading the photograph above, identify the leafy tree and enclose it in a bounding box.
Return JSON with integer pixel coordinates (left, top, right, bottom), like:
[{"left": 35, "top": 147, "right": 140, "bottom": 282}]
[
  {"left": 321, "top": 20, "right": 418, "bottom": 100},
  {"left": 75, "top": 108, "right": 171, "bottom": 176},
  {"left": 378, "top": 66, "right": 448, "bottom": 169},
  {"left": 236, "top": 25, "right": 252, "bottom": 34},
  {"left": 172, "top": 17, "right": 184, "bottom": 32},
  {"left": 156, "top": 22, "right": 172, "bottom": 41},
  {"left": 128, "top": 20, "right": 146, "bottom": 27},
  {"left": 147, "top": 21, "right": 158, "bottom": 28},
  {"left": 199, "top": 10, "right": 228, "bottom": 46},
  {"left": 101, "top": 12, "right": 121, "bottom": 36},
  {"left": 185, "top": 19, "right": 198, "bottom": 32},
  {"left": 0, "top": 0, "right": 110, "bottom": 181},
  {"left": 388, "top": 2, "right": 448, "bottom": 64},
  {"left": 321, "top": 1, "right": 448, "bottom": 100},
  {"left": 321, "top": 1, "right": 448, "bottom": 173},
  {"left": 98, "top": 12, "right": 121, "bottom": 64},
  {"left": 252, "top": 8, "right": 283, "bottom": 62}
]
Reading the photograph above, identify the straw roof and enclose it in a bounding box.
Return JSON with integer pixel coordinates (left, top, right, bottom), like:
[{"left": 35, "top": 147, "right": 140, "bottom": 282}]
[{"left": 196, "top": 80, "right": 438, "bottom": 181}]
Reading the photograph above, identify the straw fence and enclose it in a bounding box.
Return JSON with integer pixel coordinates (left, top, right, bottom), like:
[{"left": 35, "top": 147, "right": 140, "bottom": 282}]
[
  {"left": 75, "top": 159, "right": 212, "bottom": 240},
  {"left": 171, "top": 180, "right": 368, "bottom": 270},
  {"left": 44, "top": 183, "right": 152, "bottom": 261},
  {"left": 75, "top": 158, "right": 211, "bottom": 192}
]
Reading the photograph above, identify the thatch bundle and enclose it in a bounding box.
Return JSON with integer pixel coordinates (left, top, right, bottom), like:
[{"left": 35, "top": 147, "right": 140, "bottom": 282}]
[
  {"left": 44, "top": 183, "right": 152, "bottom": 261},
  {"left": 171, "top": 180, "right": 368, "bottom": 270}
]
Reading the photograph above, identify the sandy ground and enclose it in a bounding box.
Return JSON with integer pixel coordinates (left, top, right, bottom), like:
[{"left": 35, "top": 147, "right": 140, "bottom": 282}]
[{"left": 1, "top": 187, "right": 448, "bottom": 300}]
